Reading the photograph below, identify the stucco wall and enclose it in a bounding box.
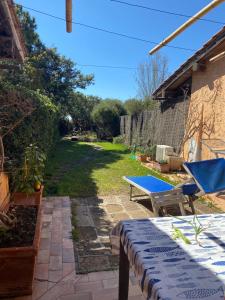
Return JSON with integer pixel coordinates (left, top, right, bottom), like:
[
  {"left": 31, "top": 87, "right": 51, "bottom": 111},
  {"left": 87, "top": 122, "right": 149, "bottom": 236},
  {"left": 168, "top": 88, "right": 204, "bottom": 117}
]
[{"left": 183, "top": 54, "right": 225, "bottom": 161}]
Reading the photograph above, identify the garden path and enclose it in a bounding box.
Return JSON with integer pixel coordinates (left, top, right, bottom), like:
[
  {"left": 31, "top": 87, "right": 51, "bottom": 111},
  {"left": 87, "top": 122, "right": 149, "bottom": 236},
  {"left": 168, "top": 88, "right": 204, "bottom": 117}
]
[
  {"left": 72, "top": 195, "right": 151, "bottom": 273},
  {"left": 12, "top": 197, "right": 144, "bottom": 300}
]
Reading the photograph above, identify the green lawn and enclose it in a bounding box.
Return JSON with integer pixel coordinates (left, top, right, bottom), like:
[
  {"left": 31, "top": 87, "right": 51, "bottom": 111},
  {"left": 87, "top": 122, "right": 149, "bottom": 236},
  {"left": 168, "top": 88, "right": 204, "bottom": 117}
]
[{"left": 44, "top": 140, "right": 175, "bottom": 197}]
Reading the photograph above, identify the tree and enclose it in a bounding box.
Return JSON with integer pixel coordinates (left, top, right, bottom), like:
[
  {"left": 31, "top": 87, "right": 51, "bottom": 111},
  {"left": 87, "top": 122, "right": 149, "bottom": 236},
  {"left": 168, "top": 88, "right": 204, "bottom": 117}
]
[
  {"left": 0, "top": 5, "right": 95, "bottom": 168},
  {"left": 16, "top": 4, "right": 44, "bottom": 54},
  {"left": 24, "top": 49, "right": 94, "bottom": 110},
  {"left": 91, "top": 100, "right": 126, "bottom": 139},
  {"left": 58, "top": 116, "right": 73, "bottom": 136},
  {"left": 124, "top": 98, "right": 144, "bottom": 116},
  {"left": 136, "top": 52, "right": 169, "bottom": 102},
  {"left": 69, "top": 93, "right": 101, "bottom": 131},
  {"left": 1, "top": 6, "right": 94, "bottom": 116},
  {"left": 103, "top": 99, "right": 126, "bottom": 116}
]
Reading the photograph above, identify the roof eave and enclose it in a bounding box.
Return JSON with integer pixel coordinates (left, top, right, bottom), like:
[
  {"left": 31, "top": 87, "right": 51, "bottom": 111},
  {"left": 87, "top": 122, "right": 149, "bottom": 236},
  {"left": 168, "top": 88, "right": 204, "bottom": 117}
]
[
  {"left": 152, "top": 26, "right": 225, "bottom": 99},
  {"left": 1, "top": 0, "right": 27, "bottom": 62}
]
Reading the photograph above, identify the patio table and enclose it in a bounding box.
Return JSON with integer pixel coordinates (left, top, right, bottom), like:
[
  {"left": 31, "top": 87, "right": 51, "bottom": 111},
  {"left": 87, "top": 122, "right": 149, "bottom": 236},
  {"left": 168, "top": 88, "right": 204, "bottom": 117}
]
[{"left": 110, "top": 214, "right": 225, "bottom": 300}]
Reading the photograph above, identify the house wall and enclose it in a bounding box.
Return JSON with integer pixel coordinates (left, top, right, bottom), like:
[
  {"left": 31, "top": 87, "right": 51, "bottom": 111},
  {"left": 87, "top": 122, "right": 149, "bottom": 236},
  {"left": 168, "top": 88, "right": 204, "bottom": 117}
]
[
  {"left": 183, "top": 53, "right": 225, "bottom": 161},
  {"left": 120, "top": 97, "right": 190, "bottom": 153}
]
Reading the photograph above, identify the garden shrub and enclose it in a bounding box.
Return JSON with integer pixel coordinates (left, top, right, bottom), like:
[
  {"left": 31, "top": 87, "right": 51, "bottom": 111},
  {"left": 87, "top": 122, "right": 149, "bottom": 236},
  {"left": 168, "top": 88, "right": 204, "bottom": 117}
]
[
  {"left": 1, "top": 82, "right": 58, "bottom": 169},
  {"left": 113, "top": 135, "right": 125, "bottom": 144},
  {"left": 91, "top": 100, "right": 126, "bottom": 140}
]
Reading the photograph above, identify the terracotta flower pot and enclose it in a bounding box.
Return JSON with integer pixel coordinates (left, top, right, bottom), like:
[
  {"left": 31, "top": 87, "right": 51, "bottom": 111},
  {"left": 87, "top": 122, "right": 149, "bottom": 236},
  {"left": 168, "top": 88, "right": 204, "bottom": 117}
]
[
  {"left": 155, "top": 162, "right": 170, "bottom": 173},
  {"left": 137, "top": 155, "right": 147, "bottom": 162},
  {"left": 0, "top": 197, "right": 42, "bottom": 298},
  {"left": 146, "top": 156, "right": 152, "bottom": 162},
  {"left": 12, "top": 185, "right": 44, "bottom": 206}
]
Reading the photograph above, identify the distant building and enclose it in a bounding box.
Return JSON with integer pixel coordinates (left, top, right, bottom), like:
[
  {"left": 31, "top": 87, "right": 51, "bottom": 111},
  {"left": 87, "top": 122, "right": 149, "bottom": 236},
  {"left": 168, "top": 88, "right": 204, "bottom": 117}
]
[{"left": 153, "top": 26, "right": 225, "bottom": 161}]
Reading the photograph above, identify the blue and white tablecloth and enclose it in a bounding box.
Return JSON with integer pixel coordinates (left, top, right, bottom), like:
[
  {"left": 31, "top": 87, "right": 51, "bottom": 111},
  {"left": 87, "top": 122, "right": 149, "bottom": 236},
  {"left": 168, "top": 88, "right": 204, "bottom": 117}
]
[{"left": 110, "top": 214, "right": 225, "bottom": 300}]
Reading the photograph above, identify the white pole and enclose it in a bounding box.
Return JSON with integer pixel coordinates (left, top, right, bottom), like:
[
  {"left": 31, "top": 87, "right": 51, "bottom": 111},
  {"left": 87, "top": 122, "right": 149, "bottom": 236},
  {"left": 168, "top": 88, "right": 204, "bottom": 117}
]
[{"left": 149, "top": 0, "right": 225, "bottom": 55}]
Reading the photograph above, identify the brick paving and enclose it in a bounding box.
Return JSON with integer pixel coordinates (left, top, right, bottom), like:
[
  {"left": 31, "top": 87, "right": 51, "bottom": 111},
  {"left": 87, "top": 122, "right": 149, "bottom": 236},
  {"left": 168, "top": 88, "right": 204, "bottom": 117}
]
[
  {"left": 11, "top": 195, "right": 220, "bottom": 300},
  {"left": 12, "top": 197, "right": 144, "bottom": 300}
]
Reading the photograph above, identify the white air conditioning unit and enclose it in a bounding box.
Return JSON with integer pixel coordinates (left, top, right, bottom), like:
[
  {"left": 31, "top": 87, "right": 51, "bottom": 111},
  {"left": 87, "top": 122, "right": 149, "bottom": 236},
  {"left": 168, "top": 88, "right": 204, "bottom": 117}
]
[{"left": 156, "top": 145, "right": 174, "bottom": 162}]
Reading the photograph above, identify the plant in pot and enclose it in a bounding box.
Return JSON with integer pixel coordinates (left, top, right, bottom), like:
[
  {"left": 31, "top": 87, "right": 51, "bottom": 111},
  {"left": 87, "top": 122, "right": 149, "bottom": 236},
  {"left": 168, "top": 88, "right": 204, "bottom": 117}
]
[
  {"left": 129, "top": 144, "right": 137, "bottom": 160},
  {"left": 144, "top": 145, "right": 157, "bottom": 162},
  {"left": 0, "top": 145, "right": 46, "bottom": 298},
  {"left": 136, "top": 146, "right": 147, "bottom": 162},
  {"left": 156, "top": 159, "right": 170, "bottom": 173},
  {"left": 150, "top": 145, "right": 157, "bottom": 161},
  {"left": 143, "top": 147, "right": 151, "bottom": 162},
  {"left": 12, "top": 144, "right": 46, "bottom": 205}
]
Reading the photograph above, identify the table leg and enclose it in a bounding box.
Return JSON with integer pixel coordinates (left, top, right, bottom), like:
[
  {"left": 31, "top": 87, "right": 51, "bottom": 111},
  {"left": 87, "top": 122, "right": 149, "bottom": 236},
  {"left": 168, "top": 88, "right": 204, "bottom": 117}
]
[
  {"left": 189, "top": 197, "right": 195, "bottom": 214},
  {"left": 130, "top": 184, "right": 133, "bottom": 201},
  {"left": 119, "top": 239, "right": 129, "bottom": 300},
  {"left": 151, "top": 199, "right": 159, "bottom": 217}
]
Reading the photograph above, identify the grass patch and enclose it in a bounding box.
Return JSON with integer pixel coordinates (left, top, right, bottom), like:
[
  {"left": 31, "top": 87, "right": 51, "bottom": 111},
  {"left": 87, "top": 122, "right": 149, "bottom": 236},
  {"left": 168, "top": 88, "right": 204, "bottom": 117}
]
[{"left": 44, "top": 140, "right": 176, "bottom": 197}]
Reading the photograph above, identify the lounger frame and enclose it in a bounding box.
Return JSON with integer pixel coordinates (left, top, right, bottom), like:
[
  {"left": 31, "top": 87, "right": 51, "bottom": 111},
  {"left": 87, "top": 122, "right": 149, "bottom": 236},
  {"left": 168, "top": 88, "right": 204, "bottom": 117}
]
[{"left": 123, "top": 176, "right": 188, "bottom": 216}]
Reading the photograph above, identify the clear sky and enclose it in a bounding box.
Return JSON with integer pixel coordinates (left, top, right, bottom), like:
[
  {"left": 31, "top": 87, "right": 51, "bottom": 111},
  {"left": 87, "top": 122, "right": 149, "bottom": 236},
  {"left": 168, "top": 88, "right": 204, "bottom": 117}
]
[{"left": 15, "top": 0, "right": 225, "bottom": 100}]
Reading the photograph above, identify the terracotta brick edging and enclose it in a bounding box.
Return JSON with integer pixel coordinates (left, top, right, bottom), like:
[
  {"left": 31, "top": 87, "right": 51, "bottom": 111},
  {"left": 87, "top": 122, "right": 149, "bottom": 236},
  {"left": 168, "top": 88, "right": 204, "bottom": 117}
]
[{"left": 33, "top": 196, "right": 77, "bottom": 300}]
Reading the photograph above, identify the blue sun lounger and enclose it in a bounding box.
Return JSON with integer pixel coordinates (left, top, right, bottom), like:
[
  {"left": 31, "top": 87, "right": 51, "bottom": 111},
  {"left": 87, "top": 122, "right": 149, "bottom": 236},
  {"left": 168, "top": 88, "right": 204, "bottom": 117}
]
[
  {"left": 124, "top": 158, "right": 225, "bottom": 216},
  {"left": 123, "top": 175, "right": 191, "bottom": 216},
  {"left": 183, "top": 158, "right": 225, "bottom": 194}
]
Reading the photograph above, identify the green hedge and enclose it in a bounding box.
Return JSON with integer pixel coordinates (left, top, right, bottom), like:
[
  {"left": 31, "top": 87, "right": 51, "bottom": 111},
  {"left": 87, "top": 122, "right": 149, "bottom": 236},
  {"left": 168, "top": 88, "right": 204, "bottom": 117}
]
[{"left": 1, "top": 82, "right": 59, "bottom": 167}]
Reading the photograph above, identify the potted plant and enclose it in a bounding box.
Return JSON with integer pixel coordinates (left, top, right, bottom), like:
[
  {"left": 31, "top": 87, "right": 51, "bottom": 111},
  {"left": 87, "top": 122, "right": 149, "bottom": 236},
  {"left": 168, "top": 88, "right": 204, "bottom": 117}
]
[
  {"left": 136, "top": 146, "right": 147, "bottom": 162},
  {"left": 143, "top": 147, "right": 152, "bottom": 162},
  {"left": 0, "top": 145, "right": 46, "bottom": 297},
  {"left": 12, "top": 144, "right": 46, "bottom": 205},
  {"left": 155, "top": 159, "right": 170, "bottom": 173},
  {"left": 144, "top": 145, "right": 157, "bottom": 162}
]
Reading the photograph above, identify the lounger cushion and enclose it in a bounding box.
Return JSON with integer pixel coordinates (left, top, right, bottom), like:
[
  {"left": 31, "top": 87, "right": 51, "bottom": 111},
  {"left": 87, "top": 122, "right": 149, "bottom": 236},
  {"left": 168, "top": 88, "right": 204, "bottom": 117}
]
[
  {"left": 125, "top": 176, "right": 174, "bottom": 193},
  {"left": 184, "top": 158, "right": 225, "bottom": 194}
]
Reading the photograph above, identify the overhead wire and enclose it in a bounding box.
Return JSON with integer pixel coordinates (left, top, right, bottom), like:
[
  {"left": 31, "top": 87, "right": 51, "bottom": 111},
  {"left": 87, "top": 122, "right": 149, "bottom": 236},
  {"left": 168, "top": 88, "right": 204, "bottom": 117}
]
[
  {"left": 77, "top": 63, "right": 137, "bottom": 70},
  {"left": 16, "top": 3, "right": 197, "bottom": 52},
  {"left": 109, "top": 0, "right": 225, "bottom": 25}
]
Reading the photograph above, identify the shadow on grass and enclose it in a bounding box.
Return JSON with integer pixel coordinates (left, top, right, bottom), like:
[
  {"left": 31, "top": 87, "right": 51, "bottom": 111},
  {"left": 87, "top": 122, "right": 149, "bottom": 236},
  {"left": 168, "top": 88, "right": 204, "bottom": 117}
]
[
  {"left": 44, "top": 140, "right": 204, "bottom": 274},
  {"left": 44, "top": 140, "right": 128, "bottom": 197}
]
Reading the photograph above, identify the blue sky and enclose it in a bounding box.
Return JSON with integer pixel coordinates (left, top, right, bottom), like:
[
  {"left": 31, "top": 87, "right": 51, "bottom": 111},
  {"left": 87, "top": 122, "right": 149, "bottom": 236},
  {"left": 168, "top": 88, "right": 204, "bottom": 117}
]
[{"left": 16, "top": 0, "right": 225, "bottom": 100}]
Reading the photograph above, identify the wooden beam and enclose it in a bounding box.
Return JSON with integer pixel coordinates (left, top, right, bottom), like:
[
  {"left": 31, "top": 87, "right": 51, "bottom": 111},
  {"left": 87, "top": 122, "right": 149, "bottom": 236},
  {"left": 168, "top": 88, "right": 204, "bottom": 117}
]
[
  {"left": 66, "top": 0, "right": 72, "bottom": 33},
  {"left": 2, "top": 0, "right": 26, "bottom": 61},
  {"left": 209, "top": 50, "right": 225, "bottom": 63},
  {"left": 149, "top": 0, "right": 225, "bottom": 55}
]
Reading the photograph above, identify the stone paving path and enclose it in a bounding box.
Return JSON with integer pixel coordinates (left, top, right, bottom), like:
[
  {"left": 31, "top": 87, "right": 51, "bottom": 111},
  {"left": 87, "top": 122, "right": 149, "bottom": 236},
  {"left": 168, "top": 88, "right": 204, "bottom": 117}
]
[
  {"left": 72, "top": 195, "right": 152, "bottom": 273},
  {"left": 12, "top": 197, "right": 144, "bottom": 300},
  {"left": 72, "top": 193, "right": 221, "bottom": 274}
]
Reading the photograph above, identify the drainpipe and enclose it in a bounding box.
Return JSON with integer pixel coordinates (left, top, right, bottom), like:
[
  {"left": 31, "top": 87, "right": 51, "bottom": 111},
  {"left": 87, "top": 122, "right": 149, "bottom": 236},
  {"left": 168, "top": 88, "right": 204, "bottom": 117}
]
[{"left": 149, "top": 0, "right": 225, "bottom": 55}]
